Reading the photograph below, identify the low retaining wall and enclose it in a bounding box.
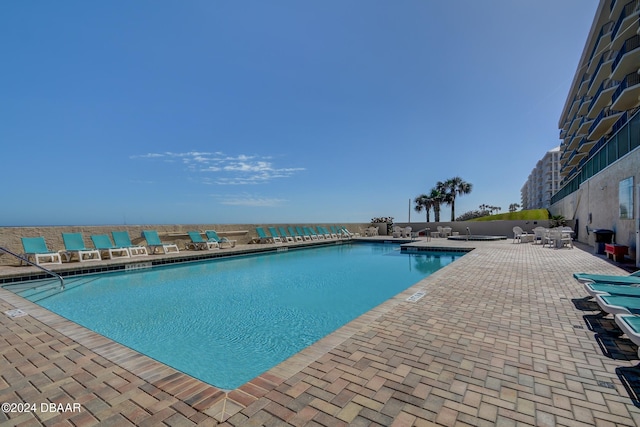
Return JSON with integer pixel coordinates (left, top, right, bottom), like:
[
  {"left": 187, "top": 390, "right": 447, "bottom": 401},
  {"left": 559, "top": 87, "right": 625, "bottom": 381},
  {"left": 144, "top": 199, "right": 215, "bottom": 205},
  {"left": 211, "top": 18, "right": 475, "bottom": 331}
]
[
  {"left": 0, "top": 223, "right": 368, "bottom": 267},
  {"left": 394, "top": 219, "right": 557, "bottom": 239}
]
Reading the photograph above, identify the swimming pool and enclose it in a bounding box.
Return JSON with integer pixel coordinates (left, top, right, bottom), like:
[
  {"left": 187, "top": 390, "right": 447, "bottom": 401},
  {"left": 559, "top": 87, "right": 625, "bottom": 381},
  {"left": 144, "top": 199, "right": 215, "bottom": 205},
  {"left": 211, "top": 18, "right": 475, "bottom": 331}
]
[{"left": 22, "top": 243, "right": 463, "bottom": 389}]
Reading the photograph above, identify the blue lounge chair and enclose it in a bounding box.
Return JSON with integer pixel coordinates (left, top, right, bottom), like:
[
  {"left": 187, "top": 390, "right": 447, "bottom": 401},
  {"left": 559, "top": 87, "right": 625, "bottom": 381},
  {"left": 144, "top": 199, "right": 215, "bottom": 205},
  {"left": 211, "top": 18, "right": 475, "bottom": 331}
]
[
  {"left": 594, "top": 294, "right": 640, "bottom": 316},
  {"left": 615, "top": 314, "right": 640, "bottom": 358},
  {"left": 111, "top": 231, "right": 148, "bottom": 256},
  {"left": 142, "top": 230, "right": 179, "bottom": 254},
  {"left": 269, "top": 227, "right": 287, "bottom": 243},
  {"left": 339, "top": 226, "right": 357, "bottom": 238},
  {"left": 583, "top": 282, "right": 640, "bottom": 298},
  {"left": 91, "top": 234, "right": 130, "bottom": 259},
  {"left": 288, "top": 227, "right": 304, "bottom": 242},
  {"left": 573, "top": 271, "right": 640, "bottom": 285},
  {"left": 61, "top": 232, "right": 101, "bottom": 262},
  {"left": 330, "top": 226, "right": 344, "bottom": 239},
  {"left": 317, "top": 226, "right": 332, "bottom": 239},
  {"left": 322, "top": 226, "right": 338, "bottom": 239},
  {"left": 278, "top": 227, "right": 295, "bottom": 243},
  {"left": 256, "top": 227, "right": 281, "bottom": 244},
  {"left": 205, "top": 230, "right": 236, "bottom": 248},
  {"left": 20, "top": 237, "right": 62, "bottom": 265},
  {"left": 303, "top": 227, "right": 318, "bottom": 240},
  {"left": 309, "top": 226, "right": 326, "bottom": 240},
  {"left": 295, "top": 226, "right": 312, "bottom": 241},
  {"left": 186, "top": 231, "right": 219, "bottom": 250}
]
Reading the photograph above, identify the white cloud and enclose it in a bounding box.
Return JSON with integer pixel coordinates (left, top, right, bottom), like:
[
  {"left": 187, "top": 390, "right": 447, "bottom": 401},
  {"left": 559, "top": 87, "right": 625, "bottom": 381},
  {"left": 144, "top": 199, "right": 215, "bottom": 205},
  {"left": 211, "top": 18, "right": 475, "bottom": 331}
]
[
  {"left": 131, "top": 150, "right": 305, "bottom": 185},
  {"left": 216, "top": 194, "right": 287, "bottom": 207}
]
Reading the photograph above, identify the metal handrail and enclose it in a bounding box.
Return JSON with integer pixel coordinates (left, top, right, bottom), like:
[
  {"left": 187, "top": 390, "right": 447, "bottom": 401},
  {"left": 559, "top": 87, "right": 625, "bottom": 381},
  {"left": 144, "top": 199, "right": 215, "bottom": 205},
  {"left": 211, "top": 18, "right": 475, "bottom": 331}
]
[{"left": 0, "top": 247, "right": 65, "bottom": 290}]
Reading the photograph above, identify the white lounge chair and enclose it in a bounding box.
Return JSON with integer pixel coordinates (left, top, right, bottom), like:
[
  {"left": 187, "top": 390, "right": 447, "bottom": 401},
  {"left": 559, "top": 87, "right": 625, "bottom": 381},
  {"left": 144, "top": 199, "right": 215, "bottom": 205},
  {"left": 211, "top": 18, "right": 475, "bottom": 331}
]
[
  {"left": 60, "top": 232, "right": 101, "bottom": 262},
  {"left": 112, "top": 231, "right": 149, "bottom": 256},
  {"left": 20, "top": 237, "right": 62, "bottom": 265},
  {"left": 142, "top": 230, "right": 179, "bottom": 254},
  {"left": 205, "top": 230, "right": 237, "bottom": 248},
  {"left": 186, "top": 231, "right": 219, "bottom": 250},
  {"left": 91, "top": 234, "right": 130, "bottom": 259}
]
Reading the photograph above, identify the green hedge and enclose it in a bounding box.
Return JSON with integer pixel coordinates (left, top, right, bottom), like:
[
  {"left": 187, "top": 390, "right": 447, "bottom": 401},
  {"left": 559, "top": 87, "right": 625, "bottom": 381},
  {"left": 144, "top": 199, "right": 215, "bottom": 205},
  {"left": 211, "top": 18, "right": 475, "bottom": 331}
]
[{"left": 470, "top": 209, "right": 549, "bottom": 222}]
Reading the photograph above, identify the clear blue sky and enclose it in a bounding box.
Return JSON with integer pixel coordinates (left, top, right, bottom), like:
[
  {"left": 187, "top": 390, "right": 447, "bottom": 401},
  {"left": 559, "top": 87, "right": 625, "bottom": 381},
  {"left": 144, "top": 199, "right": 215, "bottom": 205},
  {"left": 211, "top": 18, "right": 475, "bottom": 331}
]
[{"left": 2, "top": 1, "right": 598, "bottom": 226}]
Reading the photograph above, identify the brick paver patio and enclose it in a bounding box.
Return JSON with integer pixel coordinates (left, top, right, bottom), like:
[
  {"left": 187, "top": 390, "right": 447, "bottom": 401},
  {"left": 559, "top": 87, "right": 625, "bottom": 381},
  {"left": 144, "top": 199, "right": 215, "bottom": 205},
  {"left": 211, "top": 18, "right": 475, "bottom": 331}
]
[{"left": 1, "top": 238, "right": 640, "bottom": 426}]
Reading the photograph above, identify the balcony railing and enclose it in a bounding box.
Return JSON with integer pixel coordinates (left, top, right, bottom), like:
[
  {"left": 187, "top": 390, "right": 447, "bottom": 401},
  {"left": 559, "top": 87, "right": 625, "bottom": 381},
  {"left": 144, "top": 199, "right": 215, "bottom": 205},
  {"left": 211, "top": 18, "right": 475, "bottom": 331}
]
[
  {"left": 611, "top": 111, "right": 629, "bottom": 134},
  {"left": 588, "top": 78, "right": 618, "bottom": 112},
  {"left": 590, "top": 21, "right": 614, "bottom": 61},
  {"left": 612, "top": 0, "right": 639, "bottom": 41},
  {"left": 611, "top": 72, "right": 640, "bottom": 105},
  {"left": 588, "top": 136, "right": 607, "bottom": 157},
  {"left": 589, "top": 108, "right": 620, "bottom": 135},
  {"left": 611, "top": 34, "right": 640, "bottom": 71}
]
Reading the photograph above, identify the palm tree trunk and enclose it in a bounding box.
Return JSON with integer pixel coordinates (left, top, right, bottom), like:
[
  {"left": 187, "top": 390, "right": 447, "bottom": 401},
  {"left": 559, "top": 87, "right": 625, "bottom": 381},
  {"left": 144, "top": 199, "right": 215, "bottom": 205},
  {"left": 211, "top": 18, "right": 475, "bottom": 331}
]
[{"left": 450, "top": 198, "right": 456, "bottom": 221}]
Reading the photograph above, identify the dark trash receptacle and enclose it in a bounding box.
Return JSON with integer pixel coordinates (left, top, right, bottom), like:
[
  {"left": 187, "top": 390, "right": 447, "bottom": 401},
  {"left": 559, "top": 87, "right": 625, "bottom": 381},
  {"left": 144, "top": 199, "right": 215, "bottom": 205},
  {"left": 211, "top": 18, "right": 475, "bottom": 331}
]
[{"left": 593, "top": 229, "right": 614, "bottom": 254}]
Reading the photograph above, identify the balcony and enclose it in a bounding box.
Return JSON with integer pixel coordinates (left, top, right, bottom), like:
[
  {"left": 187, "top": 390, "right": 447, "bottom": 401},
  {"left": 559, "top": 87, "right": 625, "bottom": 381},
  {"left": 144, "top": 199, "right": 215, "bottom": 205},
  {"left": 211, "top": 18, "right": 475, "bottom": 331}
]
[
  {"left": 587, "top": 79, "right": 619, "bottom": 118},
  {"left": 577, "top": 137, "right": 597, "bottom": 154},
  {"left": 611, "top": 0, "right": 640, "bottom": 47},
  {"left": 578, "top": 95, "right": 593, "bottom": 116},
  {"left": 588, "top": 136, "right": 608, "bottom": 157},
  {"left": 611, "top": 72, "right": 640, "bottom": 111},
  {"left": 568, "top": 115, "right": 581, "bottom": 134},
  {"left": 578, "top": 115, "right": 594, "bottom": 134},
  {"left": 568, "top": 134, "right": 584, "bottom": 151},
  {"left": 587, "top": 108, "right": 625, "bottom": 140},
  {"left": 588, "top": 22, "right": 614, "bottom": 70},
  {"left": 567, "top": 97, "right": 581, "bottom": 120},
  {"left": 611, "top": 34, "right": 640, "bottom": 80},
  {"left": 567, "top": 151, "right": 587, "bottom": 167},
  {"left": 559, "top": 128, "right": 567, "bottom": 139},
  {"left": 587, "top": 51, "right": 614, "bottom": 96},
  {"left": 577, "top": 73, "right": 591, "bottom": 96}
]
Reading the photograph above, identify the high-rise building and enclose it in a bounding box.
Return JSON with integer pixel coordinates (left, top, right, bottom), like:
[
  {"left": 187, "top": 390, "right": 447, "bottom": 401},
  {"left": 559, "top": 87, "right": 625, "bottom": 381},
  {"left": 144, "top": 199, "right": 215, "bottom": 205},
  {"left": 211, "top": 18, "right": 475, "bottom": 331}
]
[
  {"left": 521, "top": 146, "right": 561, "bottom": 209},
  {"left": 552, "top": 0, "right": 639, "bottom": 258}
]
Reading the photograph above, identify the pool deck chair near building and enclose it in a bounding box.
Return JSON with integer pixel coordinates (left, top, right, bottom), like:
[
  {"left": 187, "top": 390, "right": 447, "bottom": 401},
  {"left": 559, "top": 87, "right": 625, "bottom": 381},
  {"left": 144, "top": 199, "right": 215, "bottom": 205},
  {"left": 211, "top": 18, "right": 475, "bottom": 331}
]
[
  {"left": 255, "top": 227, "right": 281, "bottom": 244},
  {"left": 60, "top": 232, "right": 101, "bottom": 262},
  {"left": 268, "top": 227, "right": 287, "bottom": 243},
  {"left": 278, "top": 227, "right": 295, "bottom": 243},
  {"left": 287, "top": 226, "right": 304, "bottom": 242},
  {"left": 90, "top": 234, "right": 130, "bottom": 260},
  {"left": 295, "top": 226, "right": 312, "bottom": 241},
  {"left": 205, "top": 230, "right": 236, "bottom": 248},
  {"left": 19, "top": 237, "right": 62, "bottom": 265},
  {"left": 142, "top": 230, "right": 179, "bottom": 254},
  {"left": 111, "top": 231, "right": 149, "bottom": 257},
  {"left": 3, "top": 236, "right": 640, "bottom": 425},
  {"left": 574, "top": 270, "right": 640, "bottom": 285},
  {"left": 186, "top": 231, "right": 219, "bottom": 251}
]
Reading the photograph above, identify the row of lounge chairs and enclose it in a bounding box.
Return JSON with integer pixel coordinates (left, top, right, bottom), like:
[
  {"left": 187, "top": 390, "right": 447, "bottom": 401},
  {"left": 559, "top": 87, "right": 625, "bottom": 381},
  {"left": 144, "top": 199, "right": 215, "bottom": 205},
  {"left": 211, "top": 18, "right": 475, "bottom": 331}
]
[
  {"left": 574, "top": 270, "right": 640, "bottom": 357},
  {"left": 254, "top": 226, "right": 355, "bottom": 244},
  {"left": 20, "top": 230, "right": 235, "bottom": 266}
]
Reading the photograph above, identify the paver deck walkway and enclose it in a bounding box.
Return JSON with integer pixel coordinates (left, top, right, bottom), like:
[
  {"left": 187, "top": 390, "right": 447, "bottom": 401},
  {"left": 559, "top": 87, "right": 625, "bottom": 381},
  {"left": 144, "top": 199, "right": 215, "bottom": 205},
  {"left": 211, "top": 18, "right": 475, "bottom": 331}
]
[{"left": 1, "top": 238, "right": 640, "bottom": 426}]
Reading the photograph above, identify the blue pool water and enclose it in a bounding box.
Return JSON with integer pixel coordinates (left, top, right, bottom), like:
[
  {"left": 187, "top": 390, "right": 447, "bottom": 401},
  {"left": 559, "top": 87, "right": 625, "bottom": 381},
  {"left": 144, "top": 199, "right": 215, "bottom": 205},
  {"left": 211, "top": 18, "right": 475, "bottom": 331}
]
[{"left": 28, "top": 243, "right": 462, "bottom": 389}]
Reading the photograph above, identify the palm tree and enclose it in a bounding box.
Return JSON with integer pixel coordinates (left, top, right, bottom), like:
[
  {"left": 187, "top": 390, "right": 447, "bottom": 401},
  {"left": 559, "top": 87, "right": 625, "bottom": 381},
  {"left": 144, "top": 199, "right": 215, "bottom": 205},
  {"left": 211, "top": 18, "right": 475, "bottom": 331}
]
[
  {"left": 428, "top": 187, "right": 445, "bottom": 222},
  {"left": 414, "top": 194, "right": 433, "bottom": 222},
  {"left": 442, "top": 177, "right": 473, "bottom": 221}
]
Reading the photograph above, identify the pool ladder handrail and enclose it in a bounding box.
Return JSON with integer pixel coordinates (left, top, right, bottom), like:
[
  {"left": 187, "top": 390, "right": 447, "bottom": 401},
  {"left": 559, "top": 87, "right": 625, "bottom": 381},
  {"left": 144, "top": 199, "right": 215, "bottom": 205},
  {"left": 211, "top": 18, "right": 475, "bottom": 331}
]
[{"left": 0, "top": 246, "right": 65, "bottom": 290}]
